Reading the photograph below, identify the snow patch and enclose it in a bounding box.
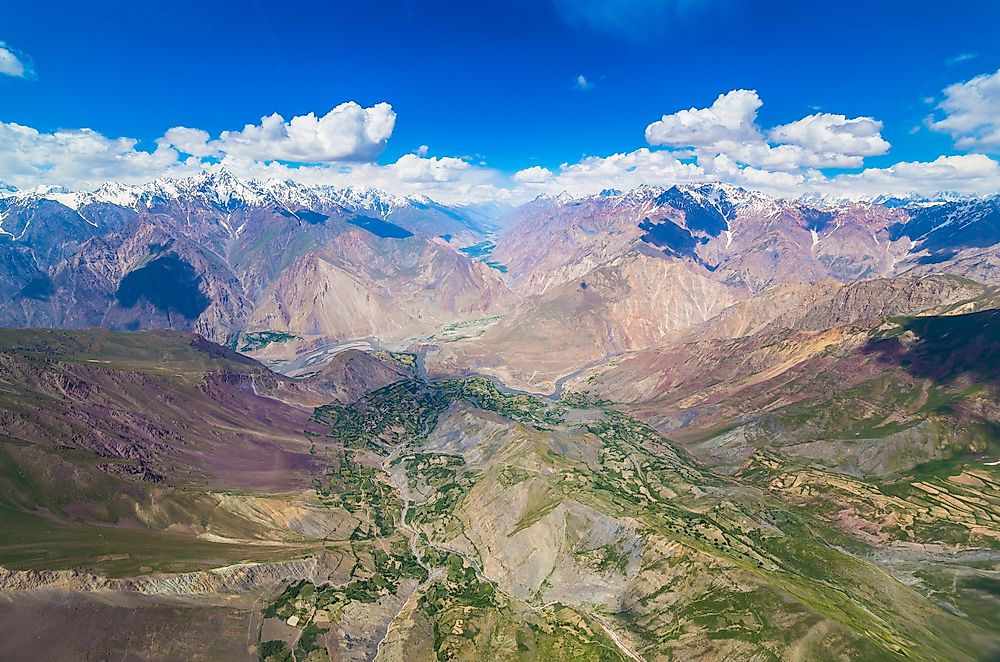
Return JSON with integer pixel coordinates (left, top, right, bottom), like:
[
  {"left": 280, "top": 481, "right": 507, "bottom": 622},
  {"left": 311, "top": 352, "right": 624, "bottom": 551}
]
[{"left": 14, "top": 219, "right": 30, "bottom": 240}]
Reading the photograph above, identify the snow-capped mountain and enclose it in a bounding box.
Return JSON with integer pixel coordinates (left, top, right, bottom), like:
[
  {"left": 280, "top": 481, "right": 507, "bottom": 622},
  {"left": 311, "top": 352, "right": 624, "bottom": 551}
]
[
  {"left": 2, "top": 169, "right": 502, "bottom": 247},
  {"left": 0, "top": 171, "right": 998, "bottom": 349},
  {"left": 0, "top": 169, "right": 514, "bottom": 345},
  {"left": 23, "top": 169, "right": 441, "bottom": 220},
  {"left": 490, "top": 180, "right": 1000, "bottom": 296},
  {"left": 798, "top": 190, "right": 987, "bottom": 209}
]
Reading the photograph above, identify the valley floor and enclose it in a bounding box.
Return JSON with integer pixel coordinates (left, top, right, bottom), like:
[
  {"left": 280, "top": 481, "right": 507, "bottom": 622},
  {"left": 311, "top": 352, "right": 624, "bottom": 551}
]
[{"left": 0, "top": 326, "right": 998, "bottom": 661}]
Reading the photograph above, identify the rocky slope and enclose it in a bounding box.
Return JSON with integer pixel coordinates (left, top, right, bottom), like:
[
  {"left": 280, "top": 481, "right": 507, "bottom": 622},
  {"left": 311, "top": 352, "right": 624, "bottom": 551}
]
[
  {"left": 0, "top": 170, "right": 511, "bottom": 346},
  {"left": 423, "top": 185, "right": 1000, "bottom": 391},
  {"left": 566, "top": 277, "right": 1000, "bottom": 477},
  {"left": 492, "top": 184, "right": 999, "bottom": 296},
  {"left": 4, "top": 175, "right": 1000, "bottom": 394},
  {"left": 427, "top": 251, "right": 742, "bottom": 390}
]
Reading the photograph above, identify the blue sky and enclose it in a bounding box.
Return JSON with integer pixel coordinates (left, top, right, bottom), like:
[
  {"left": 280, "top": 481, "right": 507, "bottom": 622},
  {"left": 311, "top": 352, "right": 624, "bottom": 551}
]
[{"left": 2, "top": 0, "right": 1000, "bottom": 201}]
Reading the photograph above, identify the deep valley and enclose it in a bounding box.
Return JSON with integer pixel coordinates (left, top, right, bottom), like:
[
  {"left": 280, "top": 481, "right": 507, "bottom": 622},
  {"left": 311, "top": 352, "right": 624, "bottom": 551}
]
[{"left": 0, "top": 174, "right": 999, "bottom": 661}]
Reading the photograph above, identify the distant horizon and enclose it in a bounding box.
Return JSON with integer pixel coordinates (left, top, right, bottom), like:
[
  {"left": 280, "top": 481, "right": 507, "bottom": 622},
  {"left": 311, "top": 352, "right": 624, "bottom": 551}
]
[{"left": 3, "top": 164, "right": 995, "bottom": 208}]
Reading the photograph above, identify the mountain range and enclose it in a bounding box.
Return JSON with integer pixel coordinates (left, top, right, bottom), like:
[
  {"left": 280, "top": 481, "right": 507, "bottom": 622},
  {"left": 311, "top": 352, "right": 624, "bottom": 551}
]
[
  {"left": 0, "top": 169, "right": 510, "bottom": 348},
  {"left": 2, "top": 173, "right": 998, "bottom": 361},
  {"left": 1, "top": 171, "right": 999, "bottom": 661}
]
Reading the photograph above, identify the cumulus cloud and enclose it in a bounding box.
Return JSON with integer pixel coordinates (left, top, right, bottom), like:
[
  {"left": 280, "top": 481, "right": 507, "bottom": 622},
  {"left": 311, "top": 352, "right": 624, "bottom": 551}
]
[
  {"left": 0, "top": 106, "right": 504, "bottom": 204},
  {"left": 510, "top": 144, "right": 1000, "bottom": 202},
  {"left": 724, "top": 142, "right": 864, "bottom": 170},
  {"left": 645, "top": 89, "right": 890, "bottom": 171},
  {"left": 515, "top": 149, "right": 705, "bottom": 197},
  {"left": 700, "top": 153, "right": 808, "bottom": 193},
  {"left": 4, "top": 78, "right": 1000, "bottom": 205},
  {"left": 386, "top": 154, "right": 472, "bottom": 183},
  {"left": 162, "top": 101, "right": 396, "bottom": 162},
  {"left": 227, "top": 154, "right": 504, "bottom": 204},
  {"left": 159, "top": 127, "right": 215, "bottom": 158},
  {"left": 545, "top": 147, "right": 1000, "bottom": 200},
  {"left": 517, "top": 147, "right": 816, "bottom": 200},
  {"left": 927, "top": 68, "right": 1000, "bottom": 152},
  {"left": 0, "top": 122, "right": 195, "bottom": 191},
  {"left": 0, "top": 42, "right": 32, "bottom": 78},
  {"left": 768, "top": 114, "right": 889, "bottom": 157},
  {"left": 818, "top": 154, "right": 1000, "bottom": 198},
  {"left": 645, "top": 89, "right": 762, "bottom": 150},
  {"left": 513, "top": 166, "right": 554, "bottom": 183}
]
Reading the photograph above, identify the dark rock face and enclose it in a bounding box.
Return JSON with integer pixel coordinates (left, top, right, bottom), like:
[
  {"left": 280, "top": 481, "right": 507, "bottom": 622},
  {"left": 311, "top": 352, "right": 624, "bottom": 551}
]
[
  {"left": 655, "top": 185, "right": 731, "bottom": 236},
  {"left": 277, "top": 208, "right": 329, "bottom": 225},
  {"left": 115, "top": 254, "right": 210, "bottom": 319},
  {"left": 346, "top": 215, "right": 414, "bottom": 238},
  {"left": 20, "top": 274, "right": 55, "bottom": 301},
  {"left": 639, "top": 217, "right": 704, "bottom": 260},
  {"left": 890, "top": 197, "right": 1000, "bottom": 257},
  {"left": 0, "top": 243, "right": 45, "bottom": 301},
  {"left": 864, "top": 307, "right": 1000, "bottom": 387}
]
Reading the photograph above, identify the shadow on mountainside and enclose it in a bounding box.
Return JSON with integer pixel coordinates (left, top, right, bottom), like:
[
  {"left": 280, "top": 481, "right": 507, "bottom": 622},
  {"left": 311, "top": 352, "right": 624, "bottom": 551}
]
[{"left": 861, "top": 308, "right": 1000, "bottom": 388}]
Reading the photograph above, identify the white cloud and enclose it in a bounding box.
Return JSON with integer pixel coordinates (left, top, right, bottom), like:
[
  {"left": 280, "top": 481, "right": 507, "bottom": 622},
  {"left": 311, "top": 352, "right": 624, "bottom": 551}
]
[
  {"left": 513, "top": 166, "right": 553, "bottom": 183},
  {"left": 162, "top": 101, "right": 396, "bottom": 162},
  {"left": 7, "top": 108, "right": 997, "bottom": 205},
  {"left": 555, "top": 149, "right": 705, "bottom": 192},
  {"left": 819, "top": 154, "right": 1000, "bottom": 198},
  {"left": 515, "top": 148, "right": 705, "bottom": 197},
  {"left": 700, "top": 153, "right": 808, "bottom": 193},
  {"left": 645, "top": 89, "right": 762, "bottom": 150},
  {"left": 574, "top": 74, "right": 594, "bottom": 91},
  {"left": 565, "top": 149, "right": 1000, "bottom": 200},
  {"left": 927, "top": 68, "right": 1000, "bottom": 152},
  {"left": 0, "top": 122, "right": 195, "bottom": 191},
  {"left": 226, "top": 155, "right": 505, "bottom": 204},
  {"left": 386, "top": 154, "right": 471, "bottom": 183},
  {"left": 3, "top": 80, "right": 999, "bottom": 206},
  {"left": 507, "top": 144, "right": 1000, "bottom": 202},
  {"left": 768, "top": 114, "right": 889, "bottom": 157},
  {"left": 946, "top": 52, "right": 978, "bottom": 66},
  {"left": 724, "top": 142, "right": 865, "bottom": 170},
  {"left": 159, "top": 127, "right": 215, "bottom": 158},
  {"left": 0, "top": 112, "right": 505, "bottom": 204},
  {"left": 645, "top": 89, "right": 891, "bottom": 171},
  {"left": 0, "top": 42, "right": 31, "bottom": 78},
  {"left": 414, "top": 144, "right": 429, "bottom": 157}
]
